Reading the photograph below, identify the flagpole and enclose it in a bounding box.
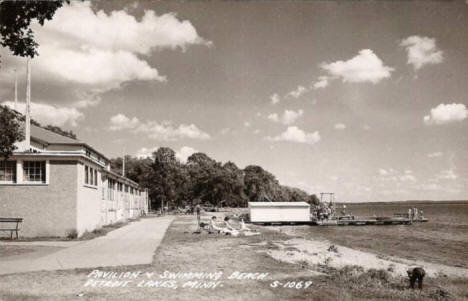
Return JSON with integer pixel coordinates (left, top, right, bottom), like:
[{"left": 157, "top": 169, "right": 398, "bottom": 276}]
[
  {"left": 25, "top": 58, "right": 31, "bottom": 149},
  {"left": 14, "top": 69, "right": 18, "bottom": 111}
]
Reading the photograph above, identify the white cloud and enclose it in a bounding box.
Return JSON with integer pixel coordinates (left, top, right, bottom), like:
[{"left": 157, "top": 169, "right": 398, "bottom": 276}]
[
  {"left": 286, "top": 85, "right": 308, "bottom": 98},
  {"left": 399, "top": 174, "right": 416, "bottom": 182},
  {"left": 400, "top": 36, "right": 443, "bottom": 70},
  {"left": 35, "top": 45, "right": 166, "bottom": 89},
  {"left": 2, "top": 101, "right": 83, "bottom": 127},
  {"left": 427, "top": 152, "right": 443, "bottom": 158},
  {"left": 312, "top": 76, "right": 329, "bottom": 89},
  {"left": 266, "top": 126, "right": 320, "bottom": 145},
  {"left": 267, "top": 113, "right": 279, "bottom": 123},
  {"left": 334, "top": 123, "right": 346, "bottom": 130},
  {"left": 108, "top": 114, "right": 210, "bottom": 140},
  {"left": 268, "top": 109, "right": 304, "bottom": 125},
  {"left": 270, "top": 93, "right": 280, "bottom": 105},
  {"left": 243, "top": 121, "right": 251, "bottom": 128},
  {"left": 135, "top": 147, "right": 158, "bottom": 159},
  {"left": 137, "top": 146, "right": 197, "bottom": 162},
  {"left": 35, "top": 2, "right": 211, "bottom": 54},
  {"left": 137, "top": 121, "right": 211, "bottom": 141},
  {"left": 109, "top": 113, "right": 140, "bottom": 130},
  {"left": 282, "top": 109, "right": 304, "bottom": 125},
  {"left": 378, "top": 168, "right": 416, "bottom": 182},
  {"left": 175, "top": 146, "right": 197, "bottom": 163},
  {"left": 378, "top": 168, "right": 389, "bottom": 176},
  {"left": 424, "top": 103, "right": 468, "bottom": 125},
  {"left": 1, "top": 2, "right": 210, "bottom": 103},
  {"left": 320, "top": 49, "right": 394, "bottom": 84},
  {"left": 437, "top": 169, "right": 457, "bottom": 180},
  {"left": 72, "top": 93, "right": 102, "bottom": 108}
]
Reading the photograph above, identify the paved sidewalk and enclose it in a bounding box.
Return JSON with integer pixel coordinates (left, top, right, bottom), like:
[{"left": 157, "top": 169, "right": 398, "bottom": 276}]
[{"left": 0, "top": 216, "right": 174, "bottom": 275}]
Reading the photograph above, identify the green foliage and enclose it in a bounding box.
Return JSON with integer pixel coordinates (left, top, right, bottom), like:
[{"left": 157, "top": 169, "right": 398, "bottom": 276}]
[
  {"left": 0, "top": 105, "right": 24, "bottom": 159},
  {"left": 0, "top": 0, "right": 69, "bottom": 63},
  {"left": 44, "top": 125, "right": 76, "bottom": 139},
  {"left": 111, "top": 147, "right": 319, "bottom": 209}
]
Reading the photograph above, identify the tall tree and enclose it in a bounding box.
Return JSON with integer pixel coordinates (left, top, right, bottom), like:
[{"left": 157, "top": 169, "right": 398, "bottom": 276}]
[
  {"left": 0, "top": 105, "right": 24, "bottom": 159},
  {"left": 145, "top": 147, "right": 187, "bottom": 209},
  {"left": 0, "top": 0, "right": 69, "bottom": 63}
]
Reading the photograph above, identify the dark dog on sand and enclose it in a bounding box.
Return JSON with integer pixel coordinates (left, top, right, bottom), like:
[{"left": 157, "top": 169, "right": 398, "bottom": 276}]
[{"left": 407, "top": 267, "right": 425, "bottom": 289}]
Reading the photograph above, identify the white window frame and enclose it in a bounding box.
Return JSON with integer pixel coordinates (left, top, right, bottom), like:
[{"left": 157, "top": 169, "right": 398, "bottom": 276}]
[
  {"left": 0, "top": 160, "right": 17, "bottom": 184},
  {"left": 83, "top": 164, "right": 99, "bottom": 189},
  {"left": 17, "top": 159, "right": 49, "bottom": 185}
]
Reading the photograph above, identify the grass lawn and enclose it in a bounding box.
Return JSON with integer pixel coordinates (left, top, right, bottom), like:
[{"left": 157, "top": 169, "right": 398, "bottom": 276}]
[{"left": 0, "top": 215, "right": 466, "bottom": 301}]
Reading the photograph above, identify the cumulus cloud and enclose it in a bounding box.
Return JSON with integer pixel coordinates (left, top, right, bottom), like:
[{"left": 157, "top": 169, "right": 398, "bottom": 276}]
[
  {"left": 266, "top": 126, "right": 320, "bottom": 145},
  {"left": 1, "top": 1, "right": 210, "bottom": 103},
  {"left": 109, "top": 113, "right": 140, "bottom": 130},
  {"left": 427, "top": 152, "right": 443, "bottom": 158},
  {"left": 2, "top": 101, "right": 83, "bottom": 127},
  {"left": 270, "top": 93, "right": 280, "bottom": 105},
  {"left": 268, "top": 109, "right": 304, "bottom": 125},
  {"left": 312, "top": 76, "right": 330, "bottom": 89},
  {"left": 334, "top": 123, "right": 346, "bottom": 130},
  {"left": 175, "top": 146, "right": 197, "bottom": 163},
  {"left": 400, "top": 36, "right": 443, "bottom": 70},
  {"left": 137, "top": 121, "right": 211, "bottom": 141},
  {"left": 286, "top": 85, "right": 308, "bottom": 99},
  {"left": 424, "top": 103, "right": 468, "bottom": 125},
  {"left": 36, "top": 2, "right": 211, "bottom": 54},
  {"left": 320, "top": 49, "right": 394, "bottom": 84},
  {"left": 108, "top": 113, "right": 211, "bottom": 141},
  {"left": 35, "top": 45, "right": 166, "bottom": 88}
]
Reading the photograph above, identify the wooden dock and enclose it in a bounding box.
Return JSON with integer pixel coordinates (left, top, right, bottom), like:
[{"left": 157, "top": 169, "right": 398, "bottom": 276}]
[{"left": 250, "top": 216, "right": 428, "bottom": 226}]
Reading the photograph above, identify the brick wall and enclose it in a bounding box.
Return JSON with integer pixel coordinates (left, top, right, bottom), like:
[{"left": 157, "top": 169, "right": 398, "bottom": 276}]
[{"left": 0, "top": 161, "right": 77, "bottom": 237}]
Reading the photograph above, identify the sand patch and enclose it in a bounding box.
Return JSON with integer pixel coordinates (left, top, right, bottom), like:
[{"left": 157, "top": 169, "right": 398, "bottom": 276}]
[{"left": 265, "top": 238, "right": 468, "bottom": 278}]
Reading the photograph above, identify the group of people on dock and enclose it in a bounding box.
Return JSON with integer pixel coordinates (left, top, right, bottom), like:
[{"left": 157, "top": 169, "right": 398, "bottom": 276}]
[{"left": 408, "top": 207, "right": 424, "bottom": 220}]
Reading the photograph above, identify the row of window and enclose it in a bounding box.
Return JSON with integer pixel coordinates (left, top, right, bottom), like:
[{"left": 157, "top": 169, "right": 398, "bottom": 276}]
[
  {"left": 84, "top": 165, "right": 98, "bottom": 186},
  {"left": 105, "top": 178, "right": 141, "bottom": 195},
  {"left": 0, "top": 160, "right": 46, "bottom": 184}
]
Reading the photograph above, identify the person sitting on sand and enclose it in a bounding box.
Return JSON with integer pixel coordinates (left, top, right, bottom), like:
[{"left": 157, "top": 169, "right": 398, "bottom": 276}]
[
  {"left": 209, "top": 216, "right": 224, "bottom": 234},
  {"left": 222, "top": 217, "right": 240, "bottom": 236},
  {"left": 239, "top": 218, "right": 251, "bottom": 231}
]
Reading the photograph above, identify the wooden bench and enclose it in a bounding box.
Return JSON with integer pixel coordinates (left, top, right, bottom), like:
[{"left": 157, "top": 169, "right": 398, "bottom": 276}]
[{"left": 0, "top": 218, "right": 23, "bottom": 239}]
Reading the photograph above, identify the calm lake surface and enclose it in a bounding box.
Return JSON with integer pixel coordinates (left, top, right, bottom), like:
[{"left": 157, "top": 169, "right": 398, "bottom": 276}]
[{"left": 290, "top": 201, "right": 468, "bottom": 268}]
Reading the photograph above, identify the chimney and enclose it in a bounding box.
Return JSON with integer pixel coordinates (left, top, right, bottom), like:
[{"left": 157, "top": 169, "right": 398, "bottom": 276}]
[{"left": 25, "top": 58, "right": 31, "bottom": 149}]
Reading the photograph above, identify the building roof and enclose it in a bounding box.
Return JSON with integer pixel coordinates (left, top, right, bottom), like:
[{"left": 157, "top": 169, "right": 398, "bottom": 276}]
[
  {"left": 30, "top": 124, "right": 109, "bottom": 163},
  {"left": 248, "top": 202, "right": 310, "bottom": 207},
  {"left": 31, "top": 125, "right": 82, "bottom": 145}
]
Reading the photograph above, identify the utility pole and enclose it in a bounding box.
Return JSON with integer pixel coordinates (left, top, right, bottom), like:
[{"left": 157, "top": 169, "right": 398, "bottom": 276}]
[{"left": 122, "top": 147, "right": 126, "bottom": 177}]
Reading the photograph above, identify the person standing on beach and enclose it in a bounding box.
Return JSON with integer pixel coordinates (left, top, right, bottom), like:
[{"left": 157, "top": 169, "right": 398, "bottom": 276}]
[{"left": 195, "top": 204, "right": 201, "bottom": 232}]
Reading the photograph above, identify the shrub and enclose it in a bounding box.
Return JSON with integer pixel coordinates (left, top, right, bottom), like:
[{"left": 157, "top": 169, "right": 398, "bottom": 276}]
[{"left": 66, "top": 229, "right": 78, "bottom": 239}]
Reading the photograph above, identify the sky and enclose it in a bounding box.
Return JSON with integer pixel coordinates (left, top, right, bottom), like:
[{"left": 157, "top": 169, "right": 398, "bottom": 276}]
[{"left": 1, "top": 1, "right": 467, "bottom": 202}]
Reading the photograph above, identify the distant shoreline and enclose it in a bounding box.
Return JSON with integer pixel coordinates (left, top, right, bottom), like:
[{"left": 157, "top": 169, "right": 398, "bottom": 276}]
[{"left": 337, "top": 200, "right": 468, "bottom": 205}]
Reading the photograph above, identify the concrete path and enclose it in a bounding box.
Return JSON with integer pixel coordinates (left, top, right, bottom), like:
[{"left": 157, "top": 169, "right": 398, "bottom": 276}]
[{"left": 0, "top": 216, "right": 174, "bottom": 275}]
